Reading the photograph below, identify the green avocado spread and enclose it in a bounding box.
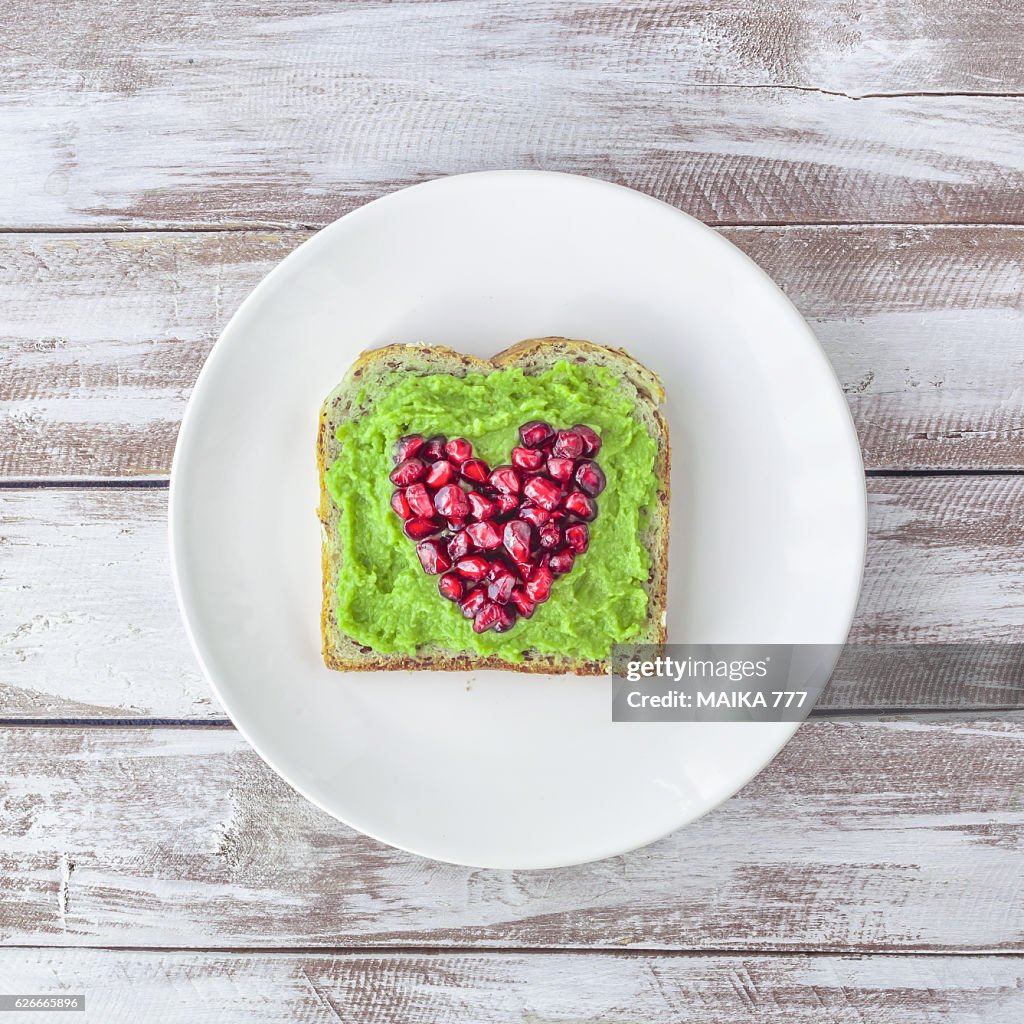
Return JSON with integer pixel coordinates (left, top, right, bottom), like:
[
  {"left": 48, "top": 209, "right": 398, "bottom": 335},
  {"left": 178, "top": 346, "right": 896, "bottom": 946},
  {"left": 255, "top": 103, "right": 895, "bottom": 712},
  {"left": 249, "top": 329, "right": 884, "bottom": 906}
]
[{"left": 324, "top": 360, "right": 659, "bottom": 662}]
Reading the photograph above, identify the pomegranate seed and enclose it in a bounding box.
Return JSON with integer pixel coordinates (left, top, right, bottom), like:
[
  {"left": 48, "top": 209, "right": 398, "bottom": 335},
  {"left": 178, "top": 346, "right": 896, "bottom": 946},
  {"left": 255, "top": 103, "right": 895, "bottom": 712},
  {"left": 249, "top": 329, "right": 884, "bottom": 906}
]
[
  {"left": 461, "top": 458, "right": 489, "bottom": 484},
  {"left": 405, "top": 482, "right": 435, "bottom": 519},
  {"left": 467, "top": 491, "right": 497, "bottom": 520},
  {"left": 447, "top": 531, "right": 474, "bottom": 560},
  {"left": 572, "top": 424, "right": 602, "bottom": 455},
  {"left": 389, "top": 457, "right": 426, "bottom": 487},
  {"left": 503, "top": 520, "right": 533, "bottom": 564},
  {"left": 565, "top": 523, "right": 589, "bottom": 553},
  {"left": 422, "top": 435, "right": 447, "bottom": 461},
  {"left": 496, "top": 493, "right": 519, "bottom": 515},
  {"left": 524, "top": 565, "right": 554, "bottom": 603},
  {"left": 493, "top": 605, "right": 517, "bottom": 632},
  {"left": 473, "top": 601, "right": 502, "bottom": 633},
  {"left": 519, "top": 420, "right": 555, "bottom": 449},
  {"left": 538, "top": 521, "right": 562, "bottom": 549},
  {"left": 459, "top": 586, "right": 487, "bottom": 619},
  {"left": 467, "top": 521, "right": 502, "bottom": 549},
  {"left": 552, "top": 430, "right": 584, "bottom": 459},
  {"left": 394, "top": 434, "right": 425, "bottom": 463},
  {"left": 433, "top": 484, "right": 470, "bottom": 521},
  {"left": 416, "top": 538, "right": 452, "bottom": 575},
  {"left": 390, "top": 490, "right": 412, "bottom": 520},
  {"left": 512, "top": 446, "right": 545, "bottom": 471},
  {"left": 546, "top": 456, "right": 574, "bottom": 483},
  {"left": 510, "top": 587, "right": 536, "bottom": 619},
  {"left": 564, "top": 491, "right": 597, "bottom": 520},
  {"left": 488, "top": 466, "right": 521, "bottom": 495},
  {"left": 425, "top": 459, "right": 457, "bottom": 489},
  {"left": 444, "top": 437, "right": 473, "bottom": 464},
  {"left": 487, "top": 565, "right": 516, "bottom": 605},
  {"left": 403, "top": 517, "right": 439, "bottom": 540},
  {"left": 519, "top": 505, "right": 550, "bottom": 528},
  {"left": 523, "top": 475, "right": 562, "bottom": 510},
  {"left": 438, "top": 573, "right": 464, "bottom": 601},
  {"left": 549, "top": 548, "right": 575, "bottom": 574},
  {"left": 454, "top": 555, "right": 490, "bottom": 581},
  {"left": 574, "top": 460, "right": 606, "bottom": 496}
]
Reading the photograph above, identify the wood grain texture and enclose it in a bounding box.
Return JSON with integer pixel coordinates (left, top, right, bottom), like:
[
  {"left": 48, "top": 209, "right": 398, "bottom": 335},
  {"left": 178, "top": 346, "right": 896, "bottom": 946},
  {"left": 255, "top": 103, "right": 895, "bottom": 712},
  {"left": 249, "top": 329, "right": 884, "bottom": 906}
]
[
  {"left": 1, "top": 477, "right": 1022, "bottom": 720},
  {"left": 4, "top": 227, "right": 1024, "bottom": 479},
  {"left": 1, "top": 2, "right": 1023, "bottom": 228},
  {"left": 0, "top": 950, "right": 1022, "bottom": 1023},
  {"left": 1, "top": 717, "right": 1022, "bottom": 950}
]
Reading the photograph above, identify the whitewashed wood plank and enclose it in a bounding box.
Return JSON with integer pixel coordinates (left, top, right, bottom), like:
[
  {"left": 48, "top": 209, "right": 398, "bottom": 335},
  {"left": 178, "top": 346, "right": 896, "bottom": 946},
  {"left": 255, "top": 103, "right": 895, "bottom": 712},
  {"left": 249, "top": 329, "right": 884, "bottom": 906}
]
[
  {"left": 0, "top": 718, "right": 1022, "bottom": 949},
  {"left": 1, "top": 2, "right": 1023, "bottom": 227},
  {"left": 4, "top": 227, "right": 1024, "bottom": 477},
  {"left": 1, "top": 478, "right": 1022, "bottom": 719},
  {"left": 0, "top": 949, "right": 1021, "bottom": 1023},
  {"left": 0, "top": 489, "right": 212, "bottom": 718}
]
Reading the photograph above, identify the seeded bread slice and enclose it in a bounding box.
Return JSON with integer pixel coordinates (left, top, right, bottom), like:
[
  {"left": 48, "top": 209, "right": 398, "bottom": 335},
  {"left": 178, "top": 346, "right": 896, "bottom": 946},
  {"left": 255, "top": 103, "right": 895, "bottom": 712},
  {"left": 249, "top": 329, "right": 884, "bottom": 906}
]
[{"left": 318, "top": 337, "right": 670, "bottom": 674}]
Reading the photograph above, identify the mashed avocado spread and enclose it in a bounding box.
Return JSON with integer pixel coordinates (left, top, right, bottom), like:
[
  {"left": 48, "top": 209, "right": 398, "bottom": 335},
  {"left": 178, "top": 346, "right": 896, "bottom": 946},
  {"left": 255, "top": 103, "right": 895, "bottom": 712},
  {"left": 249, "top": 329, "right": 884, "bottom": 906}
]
[{"left": 324, "top": 360, "right": 659, "bottom": 661}]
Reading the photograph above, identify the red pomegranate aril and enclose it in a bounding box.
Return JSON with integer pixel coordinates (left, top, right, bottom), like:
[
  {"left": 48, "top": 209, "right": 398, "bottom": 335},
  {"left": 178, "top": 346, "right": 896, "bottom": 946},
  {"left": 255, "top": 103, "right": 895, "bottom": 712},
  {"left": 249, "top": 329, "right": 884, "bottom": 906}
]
[
  {"left": 444, "top": 437, "right": 473, "bottom": 464},
  {"left": 574, "top": 460, "right": 606, "bottom": 496},
  {"left": 518, "top": 505, "right": 550, "bottom": 528},
  {"left": 467, "top": 491, "right": 498, "bottom": 520},
  {"left": 524, "top": 565, "right": 554, "bottom": 603},
  {"left": 422, "top": 435, "right": 447, "bottom": 461},
  {"left": 416, "top": 538, "right": 452, "bottom": 575},
  {"left": 461, "top": 458, "right": 489, "bottom": 484},
  {"left": 473, "top": 601, "right": 502, "bottom": 634},
  {"left": 425, "top": 459, "right": 457, "bottom": 489},
  {"left": 510, "top": 588, "right": 536, "bottom": 619},
  {"left": 488, "top": 466, "right": 521, "bottom": 495},
  {"left": 466, "top": 520, "right": 502, "bottom": 550},
  {"left": 433, "top": 483, "right": 470, "bottom": 521},
  {"left": 538, "top": 521, "right": 562, "bottom": 549},
  {"left": 512, "top": 446, "right": 545, "bottom": 471},
  {"left": 394, "top": 434, "right": 425, "bottom": 463},
  {"left": 519, "top": 420, "right": 555, "bottom": 449},
  {"left": 572, "top": 424, "right": 602, "bottom": 455},
  {"left": 390, "top": 490, "right": 412, "bottom": 520},
  {"left": 438, "top": 572, "right": 464, "bottom": 601},
  {"left": 564, "top": 490, "right": 597, "bottom": 520},
  {"left": 487, "top": 565, "right": 517, "bottom": 605},
  {"left": 459, "top": 586, "right": 487, "bottom": 619},
  {"left": 546, "top": 456, "right": 574, "bottom": 483},
  {"left": 549, "top": 548, "right": 575, "bottom": 575},
  {"left": 502, "top": 520, "right": 533, "bottom": 564},
  {"left": 565, "top": 522, "right": 589, "bottom": 554},
  {"left": 454, "top": 555, "right": 490, "bottom": 581},
  {"left": 448, "top": 531, "right": 474, "bottom": 561},
  {"left": 496, "top": 493, "right": 519, "bottom": 515},
  {"left": 405, "top": 482, "right": 435, "bottom": 519},
  {"left": 493, "top": 605, "right": 517, "bottom": 632},
  {"left": 523, "top": 474, "right": 562, "bottom": 510},
  {"left": 389, "top": 457, "right": 427, "bottom": 487},
  {"left": 552, "top": 429, "right": 584, "bottom": 459},
  {"left": 403, "top": 517, "right": 440, "bottom": 540}
]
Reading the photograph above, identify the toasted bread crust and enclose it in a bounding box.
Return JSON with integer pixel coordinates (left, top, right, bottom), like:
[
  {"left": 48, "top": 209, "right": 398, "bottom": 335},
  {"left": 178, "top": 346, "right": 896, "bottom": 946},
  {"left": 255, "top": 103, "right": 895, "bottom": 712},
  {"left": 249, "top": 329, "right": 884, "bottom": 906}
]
[{"left": 318, "top": 338, "right": 670, "bottom": 674}]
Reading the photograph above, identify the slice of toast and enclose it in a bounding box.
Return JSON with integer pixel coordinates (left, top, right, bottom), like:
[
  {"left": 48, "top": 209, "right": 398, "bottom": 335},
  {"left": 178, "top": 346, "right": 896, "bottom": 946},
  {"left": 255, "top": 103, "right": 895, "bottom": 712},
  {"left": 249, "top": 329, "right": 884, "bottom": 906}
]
[{"left": 318, "top": 337, "right": 670, "bottom": 674}]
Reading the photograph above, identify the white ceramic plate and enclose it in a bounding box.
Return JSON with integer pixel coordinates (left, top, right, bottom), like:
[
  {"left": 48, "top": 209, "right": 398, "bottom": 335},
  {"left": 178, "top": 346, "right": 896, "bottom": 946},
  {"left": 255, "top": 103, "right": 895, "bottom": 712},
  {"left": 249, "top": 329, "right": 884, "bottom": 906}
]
[{"left": 170, "top": 171, "right": 865, "bottom": 869}]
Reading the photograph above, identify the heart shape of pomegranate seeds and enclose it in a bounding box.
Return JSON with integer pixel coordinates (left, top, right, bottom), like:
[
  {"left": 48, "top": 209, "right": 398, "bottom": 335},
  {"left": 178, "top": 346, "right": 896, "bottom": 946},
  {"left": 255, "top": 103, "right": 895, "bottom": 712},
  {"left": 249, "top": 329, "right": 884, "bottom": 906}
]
[{"left": 388, "top": 422, "right": 605, "bottom": 634}]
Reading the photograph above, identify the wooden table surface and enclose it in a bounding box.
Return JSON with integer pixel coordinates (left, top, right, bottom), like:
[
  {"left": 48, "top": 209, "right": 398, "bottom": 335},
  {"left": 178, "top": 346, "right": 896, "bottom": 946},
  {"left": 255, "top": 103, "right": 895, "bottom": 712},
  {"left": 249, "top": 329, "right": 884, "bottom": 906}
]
[{"left": 2, "top": 1, "right": 1023, "bottom": 1020}]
